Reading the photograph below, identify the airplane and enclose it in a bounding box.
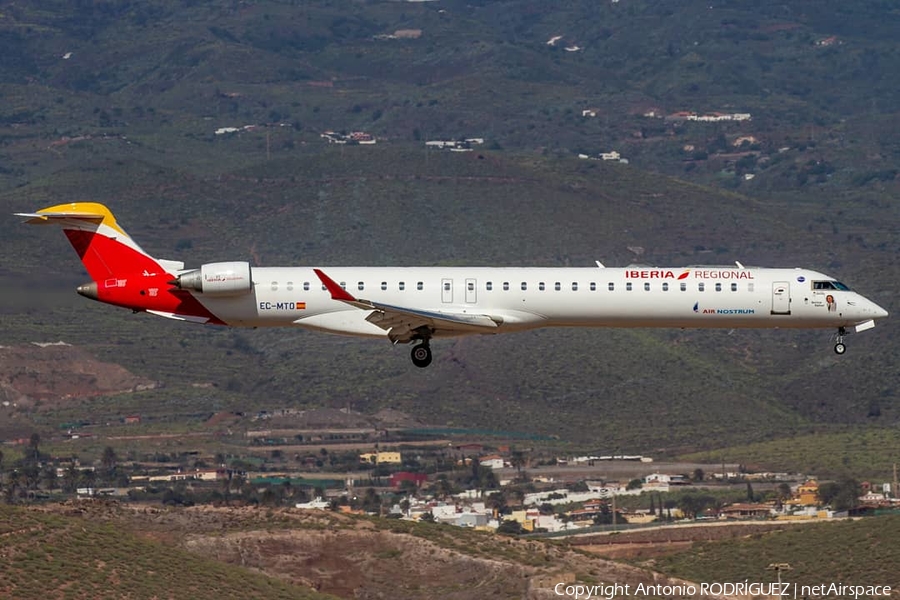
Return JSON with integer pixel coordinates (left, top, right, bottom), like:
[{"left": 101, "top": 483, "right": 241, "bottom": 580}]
[{"left": 17, "top": 202, "right": 888, "bottom": 368}]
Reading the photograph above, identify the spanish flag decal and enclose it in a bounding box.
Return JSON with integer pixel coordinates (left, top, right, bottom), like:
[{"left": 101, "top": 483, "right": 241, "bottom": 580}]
[{"left": 297, "top": 301, "right": 307, "bottom": 310}]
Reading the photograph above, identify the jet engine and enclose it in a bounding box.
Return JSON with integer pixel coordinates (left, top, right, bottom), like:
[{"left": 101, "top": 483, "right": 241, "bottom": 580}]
[{"left": 171, "top": 261, "right": 253, "bottom": 296}]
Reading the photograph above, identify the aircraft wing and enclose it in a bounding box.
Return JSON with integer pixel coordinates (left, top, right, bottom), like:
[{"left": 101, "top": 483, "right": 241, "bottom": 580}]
[{"left": 313, "top": 268, "right": 501, "bottom": 343}]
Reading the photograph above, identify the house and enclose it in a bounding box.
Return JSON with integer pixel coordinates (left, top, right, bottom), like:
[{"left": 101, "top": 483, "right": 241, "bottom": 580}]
[
  {"left": 786, "top": 480, "right": 820, "bottom": 506},
  {"left": 359, "top": 451, "right": 402, "bottom": 465},
  {"left": 644, "top": 473, "right": 688, "bottom": 485},
  {"left": 721, "top": 503, "right": 772, "bottom": 519},
  {"left": 456, "top": 443, "right": 484, "bottom": 455},
  {"left": 124, "top": 415, "right": 141, "bottom": 424},
  {"left": 296, "top": 497, "right": 330, "bottom": 510},
  {"left": 479, "top": 454, "right": 505, "bottom": 470},
  {"left": 390, "top": 472, "right": 427, "bottom": 488}
]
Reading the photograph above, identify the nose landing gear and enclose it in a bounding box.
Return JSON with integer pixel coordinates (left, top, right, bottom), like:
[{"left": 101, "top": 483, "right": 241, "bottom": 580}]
[{"left": 834, "top": 327, "right": 847, "bottom": 355}]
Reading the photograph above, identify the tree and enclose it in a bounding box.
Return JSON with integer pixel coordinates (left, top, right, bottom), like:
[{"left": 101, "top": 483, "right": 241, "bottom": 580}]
[
  {"left": 41, "top": 466, "right": 57, "bottom": 490},
  {"left": 5, "top": 470, "right": 22, "bottom": 503},
  {"left": 818, "top": 479, "right": 862, "bottom": 512},
  {"left": 62, "top": 463, "right": 80, "bottom": 493},
  {"left": 431, "top": 475, "right": 454, "bottom": 500},
  {"left": 775, "top": 483, "right": 792, "bottom": 508},
  {"left": 692, "top": 468, "right": 705, "bottom": 482},
  {"left": 101, "top": 446, "right": 118, "bottom": 482},
  {"left": 510, "top": 449, "right": 526, "bottom": 477},
  {"left": 497, "top": 519, "right": 524, "bottom": 535},
  {"left": 28, "top": 433, "right": 41, "bottom": 462},
  {"left": 361, "top": 487, "right": 381, "bottom": 513}
]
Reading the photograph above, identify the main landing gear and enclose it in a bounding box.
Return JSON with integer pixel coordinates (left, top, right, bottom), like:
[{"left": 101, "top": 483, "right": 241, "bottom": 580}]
[
  {"left": 410, "top": 342, "right": 433, "bottom": 368},
  {"left": 834, "top": 327, "right": 847, "bottom": 355}
]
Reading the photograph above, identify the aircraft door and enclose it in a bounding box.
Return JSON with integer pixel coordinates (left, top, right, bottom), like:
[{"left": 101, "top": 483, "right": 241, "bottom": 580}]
[
  {"left": 771, "top": 281, "right": 791, "bottom": 315},
  {"left": 465, "top": 278, "right": 477, "bottom": 303},
  {"left": 441, "top": 278, "right": 453, "bottom": 303}
]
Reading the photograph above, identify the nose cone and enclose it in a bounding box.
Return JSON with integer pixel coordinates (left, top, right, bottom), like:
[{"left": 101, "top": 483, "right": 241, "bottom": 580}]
[
  {"left": 76, "top": 281, "right": 98, "bottom": 301},
  {"left": 874, "top": 304, "right": 889, "bottom": 319}
]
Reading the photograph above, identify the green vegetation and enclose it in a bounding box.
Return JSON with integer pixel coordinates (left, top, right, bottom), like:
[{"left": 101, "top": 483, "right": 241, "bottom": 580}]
[
  {"left": 655, "top": 516, "right": 900, "bottom": 589},
  {"left": 680, "top": 427, "right": 900, "bottom": 480},
  {"left": 0, "top": 505, "right": 335, "bottom": 600}
]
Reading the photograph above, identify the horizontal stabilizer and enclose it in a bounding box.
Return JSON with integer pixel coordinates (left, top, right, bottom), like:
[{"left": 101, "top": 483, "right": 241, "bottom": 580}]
[
  {"left": 146, "top": 310, "right": 211, "bottom": 324},
  {"left": 15, "top": 211, "right": 106, "bottom": 225}
]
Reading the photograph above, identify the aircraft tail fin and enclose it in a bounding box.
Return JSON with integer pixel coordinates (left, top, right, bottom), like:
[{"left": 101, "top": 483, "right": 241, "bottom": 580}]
[{"left": 16, "top": 202, "right": 182, "bottom": 280}]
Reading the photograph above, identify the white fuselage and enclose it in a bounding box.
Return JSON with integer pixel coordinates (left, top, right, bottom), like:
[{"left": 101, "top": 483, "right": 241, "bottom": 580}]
[{"left": 194, "top": 265, "right": 887, "bottom": 339}]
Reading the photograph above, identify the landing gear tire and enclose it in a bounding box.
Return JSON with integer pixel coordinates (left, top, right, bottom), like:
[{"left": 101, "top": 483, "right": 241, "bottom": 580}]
[
  {"left": 411, "top": 343, "right": 433, "bottom": 368},
  {"left": 834, "top": 342, "right": 846, "bottom": 355}
]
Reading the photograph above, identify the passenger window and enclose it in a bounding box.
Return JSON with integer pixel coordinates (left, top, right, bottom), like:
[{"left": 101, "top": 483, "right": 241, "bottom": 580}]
[
  {"left": 608, "top": 282, "right": 614, "bottom": 291},
  {"left": 271, "top": 282, "right": 278, "bottom": 291},
  {"left": 521, "top": 282, "right": 527, "bottom": 291},
  {"left": 698, "top": 283, "right": 705, "bottom": 292},
  {"left": 662, "top": 282, "right": 669, "bottom": 291},
  {"left": 444, "top": 282, "right": 451, "bottom": 291},
  {"left": 358, "top": 282, "right": 365, "bottom": 291},
  {"left": 644, "top": 282, "right": 650, "bottom": 291},
  {"left": 486, "top": 282, "right": 493, "bottom": 291},
  {"left": 555, "top": 282, "right": 561, "bottom": 291},
  {"left": 339, "top": 281, "right": 346, "bottom": 290},
  {"left": 417, "top": 282, "right": 424, "bottom": 291},
  {"left": 715, "top": 283, "right": 722, "bottom": 292},
  {"left": 381, "top": 282, "right": 387, "bottom": 291},
  {"left": 572, "top": 282, "right": 578, "bottom": 291},
  {"left": 399, "top": 282, "right": 405, "bottom": 291},
  {"left": 748, "top": 283, "right": 755, "bottom": 292},
  {"left": 590, "top": 282, "right": 596, "bottom": 291},
  {"left": 731, "top": 283, "right": 737, "bottom": 292},
  {"left": 503, "top": 282, "right": 509, "bottom": 291},
  {"left": 467, "top": 282, "right": 474, "bottom": 291},
  {"left": 539, "top": 282, "right": 545, "bottom": 291},
  {"left": 680, "top": 282, "right": 687, "bottom": 291},
  {"left": 287, "top": 281, "right": 294, "bottom": 291},
  {"left": 303, "top": 282, "right": 310, "bottom": 291},
  {"left": 626, "top": 282, "right": 632, "bottom": 291}
]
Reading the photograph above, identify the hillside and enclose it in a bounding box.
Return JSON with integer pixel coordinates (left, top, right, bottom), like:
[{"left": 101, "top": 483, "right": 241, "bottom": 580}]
[
  {"left": 0, "top": 0, "right": 898, "bottom": 469},
  {"left": 0, "top": 504, "right": 334, "bottom": 600},
  {"left": 654, "top": 515, "right": 900, "bottom": 591},
  {"left": 0, "top": 502, "right": 744, "bottom": 600}
]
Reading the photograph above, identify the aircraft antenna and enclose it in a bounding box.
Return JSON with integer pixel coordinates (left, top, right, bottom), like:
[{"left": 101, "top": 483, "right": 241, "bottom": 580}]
[
  {"left": 595, "top": 261, "right": 605, "bottom": 269},
  {"left": 735, "top": 261, "right": 745, "bottom": 269}
]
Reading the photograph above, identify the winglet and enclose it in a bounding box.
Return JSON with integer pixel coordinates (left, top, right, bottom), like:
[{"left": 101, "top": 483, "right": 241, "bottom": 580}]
[{"left": 313, "top": 268, "right": 358, "bottom": 302}]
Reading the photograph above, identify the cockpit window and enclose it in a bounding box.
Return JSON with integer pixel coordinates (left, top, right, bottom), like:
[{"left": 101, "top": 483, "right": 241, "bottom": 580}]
[{"left": 813, "top": 281, "right": 852, "bottom": 291}]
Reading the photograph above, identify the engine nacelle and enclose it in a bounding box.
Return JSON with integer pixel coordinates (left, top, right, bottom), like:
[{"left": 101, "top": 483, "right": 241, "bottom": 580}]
[{"left": 173, "top": 261, "right": 253, "bottom": 296}]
